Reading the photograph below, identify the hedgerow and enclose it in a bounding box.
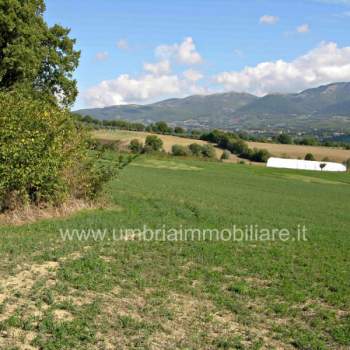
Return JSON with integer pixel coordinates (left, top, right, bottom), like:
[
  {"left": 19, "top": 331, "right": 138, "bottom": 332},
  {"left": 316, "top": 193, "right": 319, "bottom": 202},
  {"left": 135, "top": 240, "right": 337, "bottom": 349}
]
[{"left": 0, "top": 91, "right": 118, "bottom": 211}]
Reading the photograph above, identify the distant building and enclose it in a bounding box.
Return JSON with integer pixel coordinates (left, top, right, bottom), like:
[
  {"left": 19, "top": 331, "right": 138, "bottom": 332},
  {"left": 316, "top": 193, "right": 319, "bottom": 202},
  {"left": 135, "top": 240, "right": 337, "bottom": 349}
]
[{"left": 266, "top": 157, "right": 346, "bottom": 172}]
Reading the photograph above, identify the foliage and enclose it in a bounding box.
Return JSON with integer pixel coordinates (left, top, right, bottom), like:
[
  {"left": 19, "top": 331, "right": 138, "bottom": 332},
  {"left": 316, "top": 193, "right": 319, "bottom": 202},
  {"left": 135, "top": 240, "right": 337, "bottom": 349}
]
[
  {"left": 276, "top": 133, "right": 293, "bottom": 144},
  {"left": 305, "top": 153, "right": 316, "bottom": 161},
  {"left": 221, "top": 150, "right": 231, "bottom": 160},
  {"left": 201, "top": 144, "right": 216, "bottom": 158},
  {"left": 0, "top": 91, "right": 118, "bottom": 211},
  {"left": 188, "top": 143, "right": 203, "bottom": 157},
  {"left": 128, "top": 139, "right": 144, "bottom": 154},
  {"left": 201, "top": 129, "right": 270, "bottom": 163},
  {"left": 144, "top": 135, "right": 163, "bottom": 152},
  {"left": 0, "top": 0, "right": 80, "bottom": 106},
  {"left": 171, "top": 144, "right": 191, "bottom": 156},
  {"left": 174, "top": 126, "right": 185, "bottom": 134}
]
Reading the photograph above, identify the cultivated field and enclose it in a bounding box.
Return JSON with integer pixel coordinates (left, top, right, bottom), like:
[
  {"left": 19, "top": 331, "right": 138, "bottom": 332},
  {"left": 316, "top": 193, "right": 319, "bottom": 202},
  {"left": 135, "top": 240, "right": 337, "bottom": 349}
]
[
  {"left": 93, "top": 129, "right": 350, "bottom": 163},
  {"left": 248, "top": 141, "right": 350, "bottom": 163},
  {"left": 0, "top": 154, "right": 349, "bottom": 349},
  {"left": 92, "top": 130, "right": 239, "bottom": 161}
]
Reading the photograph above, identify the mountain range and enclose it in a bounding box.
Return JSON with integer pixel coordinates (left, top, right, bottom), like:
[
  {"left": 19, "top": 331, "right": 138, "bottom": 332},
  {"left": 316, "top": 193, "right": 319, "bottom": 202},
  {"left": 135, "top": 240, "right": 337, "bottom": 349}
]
[{"left": 75, "top": 82, "right": 350, "bottom": 133}]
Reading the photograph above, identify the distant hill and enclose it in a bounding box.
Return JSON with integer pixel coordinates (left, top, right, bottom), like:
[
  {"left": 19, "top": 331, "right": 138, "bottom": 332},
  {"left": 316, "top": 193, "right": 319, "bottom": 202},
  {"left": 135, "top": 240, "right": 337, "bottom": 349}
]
[{"left": 75, "top": 82, "right": 350, "bottom": 132}]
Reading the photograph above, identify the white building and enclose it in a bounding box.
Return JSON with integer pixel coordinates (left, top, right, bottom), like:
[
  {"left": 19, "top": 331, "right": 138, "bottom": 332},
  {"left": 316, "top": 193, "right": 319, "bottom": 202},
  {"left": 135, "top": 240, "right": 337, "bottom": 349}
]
[{"left": 266, "top": 157, "right": 347, "bottom": 172}]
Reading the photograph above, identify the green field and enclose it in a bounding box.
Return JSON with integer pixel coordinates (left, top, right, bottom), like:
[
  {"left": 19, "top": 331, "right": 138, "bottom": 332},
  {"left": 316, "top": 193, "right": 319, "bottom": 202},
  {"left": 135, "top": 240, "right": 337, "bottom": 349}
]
[{"left": 0, "top": 154, "right": 349, "bottom": 349}]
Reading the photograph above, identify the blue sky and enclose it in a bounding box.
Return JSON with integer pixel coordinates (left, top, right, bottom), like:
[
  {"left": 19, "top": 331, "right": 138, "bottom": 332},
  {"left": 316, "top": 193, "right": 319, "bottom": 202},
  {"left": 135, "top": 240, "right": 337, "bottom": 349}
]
[{"left": 44, "top": 0, "right": 350, "bottom": 109}]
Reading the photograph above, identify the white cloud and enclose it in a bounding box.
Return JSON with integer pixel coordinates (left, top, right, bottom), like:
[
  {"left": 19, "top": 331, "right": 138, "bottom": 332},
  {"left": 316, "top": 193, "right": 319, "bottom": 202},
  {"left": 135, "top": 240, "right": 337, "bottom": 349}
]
[
  {"left": 156, "top": 37, "right": 203, "bottom": 65},
  {"left": 259, "top": 15, "right": 279, "bottom": 25},
  {"left": 297, "top": 24, "right": 310, "bottom": 33},
  {"left": 83, "top": 73, "right": 205, "bottom": 107},
  {"left": 95, "top": 51, "right": 109, "bottom": 61},
  {"left": 143, "top": 60, "right": 171, "bottom": 75},
  {"left": 117, "top": 39, "right": 129, "bottom": 50},
  {"left": 215, "top": 42, "right": 350, "bottom": 96},
  {"left": 183, "top": 69, "right": 203, "bottom": 81}
]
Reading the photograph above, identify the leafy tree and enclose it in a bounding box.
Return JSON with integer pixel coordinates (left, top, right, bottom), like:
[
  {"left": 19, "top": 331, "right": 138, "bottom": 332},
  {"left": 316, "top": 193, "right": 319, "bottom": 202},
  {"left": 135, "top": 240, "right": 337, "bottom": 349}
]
[
  {"left": 154, "top": 121, "right": 171, "bottom": 134},
  {"left": 0, "top": 91, "right": 117, "bottom": 211},
  {"left": 0, "top": 0, "right": 80, "bottom": 106},
  {"left": 174, "top": 126, "right": 185, "bottom": 134},
  {"left": 305, "top": 153, "right": 315, "bottom": 161},
  {"left": 201, "top": 144, "right": 216, "bottom": 158},
  {"left": 249, "top": 149, "right": 270, "bottom": 163},
  {"left": 188, "top": 143, "right": 203, "bottom": 157},
  {"left": 129, "top": 139, "right": 143, "bottom": 154},
  {"left": 277, "top": 133, "right": 293, "bottom": 144},
  {"left": 144, "top": 135, "right": 163, "bottom": 152},
  {"left": 171, "top": 144, "right": 190, "bottom": 156},
  {"left": 319, "top": 163, "right": 326, "bottom": 171}
]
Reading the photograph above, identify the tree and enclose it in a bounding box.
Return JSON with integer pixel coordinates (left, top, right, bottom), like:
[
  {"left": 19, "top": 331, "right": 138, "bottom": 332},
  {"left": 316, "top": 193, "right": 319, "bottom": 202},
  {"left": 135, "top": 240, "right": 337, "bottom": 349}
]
[
  {"left": 0, "top": 0, "right": 80, "bottom": 106},
  {"left": 129, "top": 139, "right": 143, "bottom": 154},
  {"left": 201, "top": 144, "right": 216, "bottom": 158},
  {"left": 144, "top": 135, "right": 163, "bottom": 152},
  {"left": 154, "top": 121, "right": 171, "bottom": 134},
  {"left": 174, "top": 126, "right": 185, "bottom": 134},
  {"left": 319, "top": 163, "right": 326, "bottom": 171},
  {"left": 250, "top": 149, "right": 270, "bottom": 163},
  {"left": 305, "top": 153, "right": 315, "bottom": 161},
  {"left": 171, "top": 144, "right": 190, "bottom": 156},
  {"left": 277, "top": 133, "right": 293, "bottom": 144},
  {"left": 188, "top": 143, "right": 203, "bottom": 157}
]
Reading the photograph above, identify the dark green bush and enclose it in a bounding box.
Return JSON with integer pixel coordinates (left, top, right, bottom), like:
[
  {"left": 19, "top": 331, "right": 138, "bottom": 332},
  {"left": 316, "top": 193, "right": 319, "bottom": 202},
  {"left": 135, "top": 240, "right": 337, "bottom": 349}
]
[
  {"left": 0, "top": 91, "right": 117, "bottom": 211},
  {"left": 305, "top": 153, "right": 315, "bottom": 161}
]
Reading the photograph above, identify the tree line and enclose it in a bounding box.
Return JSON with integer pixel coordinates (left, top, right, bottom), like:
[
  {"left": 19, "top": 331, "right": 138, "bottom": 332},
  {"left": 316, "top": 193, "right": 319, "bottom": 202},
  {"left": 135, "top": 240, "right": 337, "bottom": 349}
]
[{"left": 0, "top": 0, "right": 123, "bottom": 213}]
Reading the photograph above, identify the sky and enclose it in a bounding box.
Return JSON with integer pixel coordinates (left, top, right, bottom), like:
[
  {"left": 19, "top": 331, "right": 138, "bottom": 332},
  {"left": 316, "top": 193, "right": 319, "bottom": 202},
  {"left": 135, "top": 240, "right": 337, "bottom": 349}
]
[{"left": 44, "top": 0, "right": 350, "bottom": 109}]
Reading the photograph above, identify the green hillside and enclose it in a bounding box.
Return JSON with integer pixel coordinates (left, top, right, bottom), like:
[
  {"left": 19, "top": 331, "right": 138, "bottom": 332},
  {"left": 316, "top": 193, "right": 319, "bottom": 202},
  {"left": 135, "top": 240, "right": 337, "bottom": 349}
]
[
  {"left": 1, "top": 153, "right": 349, "bottom": 349},
  {"left": 75, "top": 83, "right": 350, "bottom": 132}
]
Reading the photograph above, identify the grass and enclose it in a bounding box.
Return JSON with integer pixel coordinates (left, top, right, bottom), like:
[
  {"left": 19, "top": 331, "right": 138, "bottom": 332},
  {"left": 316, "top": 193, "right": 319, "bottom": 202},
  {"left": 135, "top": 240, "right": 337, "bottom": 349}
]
[{"left": 0, "top": 154, "right": 349, "bottom": 349}]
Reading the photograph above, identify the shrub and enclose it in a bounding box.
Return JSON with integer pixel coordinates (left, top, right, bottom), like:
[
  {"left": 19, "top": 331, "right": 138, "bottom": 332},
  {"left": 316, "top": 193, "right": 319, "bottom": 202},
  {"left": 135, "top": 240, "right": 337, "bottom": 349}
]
[
  {"left": 188, "top": 143, "right": 203, "bottom": 157},
  {"left": 305, "top": 153, "right": 315, "bottom": 161},
  {"left": 171, "top": 144, "right": 190, "bottom": 156},
  {"left": 144, "top": 135, "right": 163, "bottom": 152},
  {"left": 227, "top": 139, "right": 249, "bottom": 155},
  {"left": 221, "top": 150, "right": 231, "bottom": 160},
  {"left": 0, "top": 91, "right": 117, "bottom": 211},
  {"left": 249, "top": 149, "right": 271, "bottom": 163},
  {"left": 201, "top": 144, "right": 216, "bottom": 158},
  {"left": 277, "top": 133, "right": 293, "bottom": 144},
  {"left": 174, "top": 126, "right": 185, "bottom": 134},
  {"left": 128, "top": 139, "right": 143, "bottom": 154}
]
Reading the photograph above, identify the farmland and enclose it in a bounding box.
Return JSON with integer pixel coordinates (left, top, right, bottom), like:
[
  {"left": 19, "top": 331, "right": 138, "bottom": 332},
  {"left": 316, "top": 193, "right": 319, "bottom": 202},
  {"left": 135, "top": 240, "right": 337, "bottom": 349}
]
[
  {"left": 0, "top": 153, "right": 349, "bottom": 349},
  {"left": 93, "top": 129, "right": 350, "bottom": 163}
]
